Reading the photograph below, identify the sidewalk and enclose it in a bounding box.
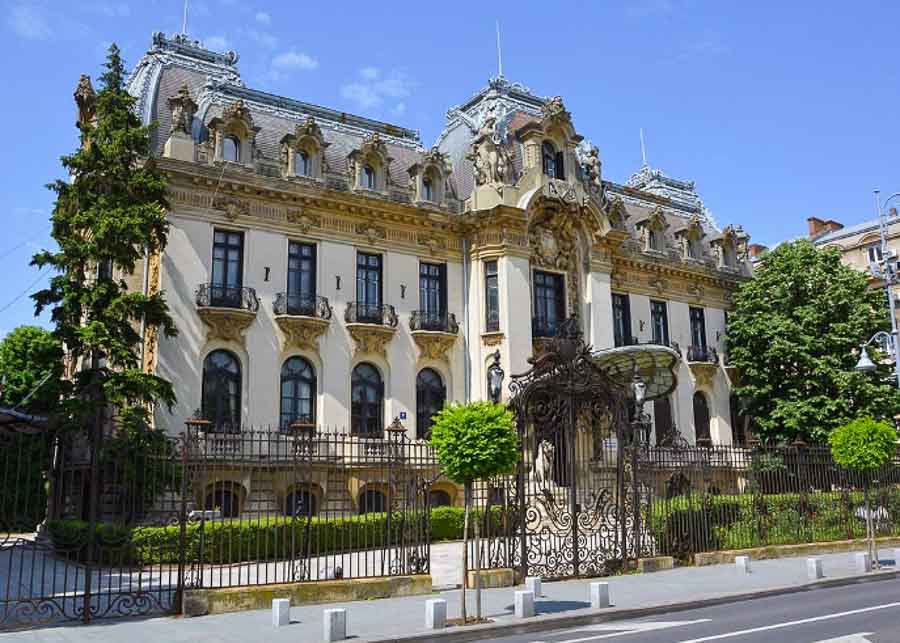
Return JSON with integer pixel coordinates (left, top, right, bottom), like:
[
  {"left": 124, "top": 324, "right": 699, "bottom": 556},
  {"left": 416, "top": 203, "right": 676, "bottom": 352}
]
[{"left": 11, "top": 548, "right": 899, "bottom": 643}]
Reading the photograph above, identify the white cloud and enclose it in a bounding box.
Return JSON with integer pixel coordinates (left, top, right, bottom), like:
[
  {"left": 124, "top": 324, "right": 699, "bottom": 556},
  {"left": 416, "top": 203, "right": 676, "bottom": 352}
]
[
  {"left": 8, "top": 4, "right": 51, "bottom": 40},
  {"left": 248, "top": 29, "right": 278, "bottom": 49},
  {"left": 204, "top": 34, "right": 230, "bottom": 51},
  {"left": 272, "top": 49, "right": 319, "bottom": 71},
  {"left": 340, "top": 67, "right": 415, "bottom": 111},
  {"left": 255, "top": 11, "right": 271, "bottom": 25}
]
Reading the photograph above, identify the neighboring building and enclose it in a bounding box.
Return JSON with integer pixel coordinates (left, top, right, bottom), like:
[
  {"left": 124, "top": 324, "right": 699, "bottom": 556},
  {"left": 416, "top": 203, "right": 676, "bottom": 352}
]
[{"left": 122, "top": 33, "right": 752, "bottom": 447}]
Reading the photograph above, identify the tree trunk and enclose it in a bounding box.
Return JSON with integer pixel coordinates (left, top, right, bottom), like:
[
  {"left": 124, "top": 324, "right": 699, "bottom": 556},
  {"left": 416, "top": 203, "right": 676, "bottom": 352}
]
[
  {"left": 474, "top": 487, "right": 482, "bottom": 621},
  {"left": 461, "top": 482, "right": 470, "bottom": 623},
  {"left": 865, "top": 481, "right": 877, "bottom": 570}
]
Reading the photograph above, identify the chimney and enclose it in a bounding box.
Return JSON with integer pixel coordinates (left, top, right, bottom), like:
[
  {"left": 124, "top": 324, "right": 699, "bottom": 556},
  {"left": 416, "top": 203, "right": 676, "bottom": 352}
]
[
  {"left": 823, "top": 219, "right": 844, "bottom": 234},
  {"left": 807, "top": 217, "right": 826, "bottom": 239},
  {"left": 748, "top": 243, "right": 768, "bottom": 259}
]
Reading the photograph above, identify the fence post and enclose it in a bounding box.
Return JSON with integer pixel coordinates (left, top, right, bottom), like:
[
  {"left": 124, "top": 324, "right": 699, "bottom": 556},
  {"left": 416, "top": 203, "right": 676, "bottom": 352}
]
[
  {"left": 82, "top": 401, "right": 104, "bottom": 624},
  {"left": 176, "top": 430, "right": 189, "bottom": 614}
]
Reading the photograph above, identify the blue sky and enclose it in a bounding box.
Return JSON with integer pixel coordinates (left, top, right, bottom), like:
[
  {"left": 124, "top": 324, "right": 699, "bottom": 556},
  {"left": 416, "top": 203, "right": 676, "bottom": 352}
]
[{"left": 1, "top": 0, "right": 899, "bottom": 336}]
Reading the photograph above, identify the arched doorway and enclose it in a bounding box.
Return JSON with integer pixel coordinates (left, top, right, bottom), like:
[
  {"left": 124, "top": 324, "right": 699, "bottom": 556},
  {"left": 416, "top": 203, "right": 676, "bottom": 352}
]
[{"left": 693, "top": 391, "right": 711, "bottom": 444}]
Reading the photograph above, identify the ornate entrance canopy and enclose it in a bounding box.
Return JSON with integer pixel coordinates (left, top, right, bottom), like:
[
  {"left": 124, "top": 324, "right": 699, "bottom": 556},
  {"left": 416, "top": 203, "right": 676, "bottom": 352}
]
[{"left": 591, "top": 344, "right": 680, "bottom": 403}]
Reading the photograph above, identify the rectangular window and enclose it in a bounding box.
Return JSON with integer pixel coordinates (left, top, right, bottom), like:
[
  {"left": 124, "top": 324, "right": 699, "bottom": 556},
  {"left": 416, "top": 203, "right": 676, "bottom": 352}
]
[
  {"left": 612, "top": 293, "right": 632, "bottom": 347},
  {"left": 650, "top": 300, "right": 669, "bottom": 345},
  {"left": 356, "top": 252, "right": 383, "bottom": 322},
  {"left": 287, "top": 241, "right": 316, "bottom": 314},
  {"left": 419, "top": 263, "right": 447, "bottom": 326},
  {"left": 211, "top": 229, "right": 244, "bottom": 307},
  {"left": 868, "top": 245, "right": 884, "bottom": 264},
  {"left": 532, "top": 270, "right": 566, "bottom": 338},
  {"left": 485, "top": 260, "right": 499, "bottom": 332},
  {"left": 690, "top": 306, "right": 707, "bottom": 349}
]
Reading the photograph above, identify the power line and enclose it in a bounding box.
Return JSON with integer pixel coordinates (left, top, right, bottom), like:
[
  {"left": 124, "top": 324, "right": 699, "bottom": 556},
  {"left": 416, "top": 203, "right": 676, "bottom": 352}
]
[
  {"left": 0, "top": 237, "right": 36, "bottom": 263},
  {"left": 0, "top": 267, "right": 51, "bottom": 315}
]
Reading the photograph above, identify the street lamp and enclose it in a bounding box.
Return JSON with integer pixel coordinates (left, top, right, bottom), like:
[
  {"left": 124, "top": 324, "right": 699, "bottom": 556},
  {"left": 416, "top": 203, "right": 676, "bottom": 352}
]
[
  {"left": 487, "top": 350, "right": 505, "bottom": 404},
  {"left": 855, "top": 331, "right": 896, "bottom": 378}
]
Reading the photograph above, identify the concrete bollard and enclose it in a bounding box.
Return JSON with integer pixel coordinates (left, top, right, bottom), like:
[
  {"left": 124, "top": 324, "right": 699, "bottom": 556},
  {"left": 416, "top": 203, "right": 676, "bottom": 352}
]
[
  {"left": 734, "top": 555, "right": 751, "bottom": 573},
  {"left": 806, "top": 557, "right": 824, "bottom": 580},
  {"left": 894, "top": 548, "right": 900, "bottom": 568},
  {"left": 272, "top": 598, "right": 290, "bottom": 628},
  {"left": 425, "top": 599, "right": 446, "bottom": 630},
  {"left": 323, "top": 608, "right": 348, "bottom": 642},
  {"left": 854, "top": 551, "right": 872, "bottom": 573},
  {"left": 525, "top": 575, "right": 542, "bottom": 597},
  {"left": 590, "top": 581, "right": 610, "bottom": 608},
  {"left": 514, "top": 590, "right": 535, "bottom": 618}
]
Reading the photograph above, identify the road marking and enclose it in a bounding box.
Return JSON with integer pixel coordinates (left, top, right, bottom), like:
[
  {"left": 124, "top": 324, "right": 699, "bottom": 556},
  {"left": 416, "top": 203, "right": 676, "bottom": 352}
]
[
  {"left": 813, "top": 634, "right": 874, "bottom": 643},
  {"left": 676, "top": 602, "right": 900, "bottom": 642},
  {"left": 531, "top": 619, "right": 711, "bottom": 643}
]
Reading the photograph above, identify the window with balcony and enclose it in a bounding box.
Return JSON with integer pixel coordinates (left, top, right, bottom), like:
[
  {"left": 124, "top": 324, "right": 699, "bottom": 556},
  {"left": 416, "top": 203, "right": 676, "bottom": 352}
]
[
  {"left": 485, "top": 260, "right": 499, "bottom": 332},
  {"left": 532, "top": 270, "right": 565, "bottom": 338},
  {"left": 201, "top": 350, "right": 241, "bottom": 433},
  {"left": 351, "top": 362, "right": 383, "bottom": 436},
  {"left": 612, "top": 293, "right": 632, "bottom": 347},
  {"left": 689, "top": 306, "right": 707, "bottom": 350},
  {"left": 416, "top": 368, "right": 445, "bottom": 440},
  {"left": 211, "top": 229, "right": 244, "bottom": 307},
  {"left": 356, "top": 252, "right": 383, "bottom": 323},
  {"left": 419, "top": 263, "right": 447, "bottom": 328},
  {"left": 650, "top": 300, "right": 669, "bottom": 345},
  {"left": 286, "top": 241, "right": 316, "bottom": 314},
  {"left": 280, "top": 356, "right": 316, "bottom": 430}
]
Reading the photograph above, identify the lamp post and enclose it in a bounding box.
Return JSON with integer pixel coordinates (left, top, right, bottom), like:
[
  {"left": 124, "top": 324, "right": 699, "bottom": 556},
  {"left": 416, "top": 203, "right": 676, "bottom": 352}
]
[
  {"left": 487, "top": 350, "right": 505, "bottom": 404},
  {"left": 860, "top": 190, "right": 900, "bottom": 390}
]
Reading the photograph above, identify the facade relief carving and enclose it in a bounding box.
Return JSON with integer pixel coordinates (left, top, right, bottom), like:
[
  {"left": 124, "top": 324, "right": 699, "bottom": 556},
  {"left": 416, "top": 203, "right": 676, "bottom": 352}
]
[
  {"left": 198, "top": 308, "right": 256, "bottom": 343},
  {"left": 346, "top": 325, "right": 396, "bottom": 358},
  {"left": 167, "top": 84, "right": 198, "bottom": 135},
  {"left": 411, "top": 333, "right": 457, "bottom": 361},
  {"left": 466, "top": 107, "right": 513, "bottom": 189},
  {"left": 213, "top": 195, "right": 250, "bottom": 221}
]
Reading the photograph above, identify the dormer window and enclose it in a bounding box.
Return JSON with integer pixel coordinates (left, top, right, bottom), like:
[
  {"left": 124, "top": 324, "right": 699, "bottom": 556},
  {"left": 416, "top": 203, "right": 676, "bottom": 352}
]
[
  {"left": 542, "top": 142, "right": 564, "bottom": 180},
  {"left": 423, "top": 177, "right": 434, "bottom": 202},
  {"left": 296, "top": 150, "right": 310, "bottom": 177},
  {"left": 649, "top": 229, "right": 665, "bottom": 252},
  {"left": 223, "top": 135, "right": 240, "bottom": 163},
  {"left": 363, "top": 165, "right": 376, "bottom": 189}
]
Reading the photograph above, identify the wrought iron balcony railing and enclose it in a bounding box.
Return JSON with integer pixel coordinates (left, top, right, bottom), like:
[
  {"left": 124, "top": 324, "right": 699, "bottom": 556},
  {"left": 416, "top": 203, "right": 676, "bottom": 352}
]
[
  {"left": 195, "top": 283, "right": 260, "bottom": 312},
  {"left": 273, "top": 293, "right": 332, "bottom": 319},
  {"left": 687, "top": 345, "right": 719, "bottom": 363},
  {"left": 409, "top": 310, "right": 459, "bottom": 334},
  {"left": 345, "top": 302, "right": 398, "bottom": 327},
  {"left": 532, "top": 317, "right": 563, "bottom": 339}
]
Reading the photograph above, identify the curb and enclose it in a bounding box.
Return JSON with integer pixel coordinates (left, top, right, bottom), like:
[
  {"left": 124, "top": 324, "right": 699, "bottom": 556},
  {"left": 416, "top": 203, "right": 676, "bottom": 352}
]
[{"left": 361, "top": 568, "right": 899, "bottom": 643}]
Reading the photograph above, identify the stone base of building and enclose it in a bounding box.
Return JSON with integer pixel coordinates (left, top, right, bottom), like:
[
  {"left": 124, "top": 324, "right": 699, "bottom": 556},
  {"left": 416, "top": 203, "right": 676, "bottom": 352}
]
[
  {"left": 465, "top": 567, "right": 518, "bottom": 589},
  {"left": 637, "top": 556, "right": 675, "bottom": 573},
  {"left": 183, "top": 574, "right": 433, "bottom": 617}
]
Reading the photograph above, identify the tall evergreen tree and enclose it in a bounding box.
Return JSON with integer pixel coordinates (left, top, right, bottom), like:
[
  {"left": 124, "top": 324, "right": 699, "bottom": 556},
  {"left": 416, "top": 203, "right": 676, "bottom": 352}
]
[
  {"left": 727, "top": 240, "right": 900, "bottom": 443},
  {"left": 31, "top": 44, "right": 177, "bottom": 435}
]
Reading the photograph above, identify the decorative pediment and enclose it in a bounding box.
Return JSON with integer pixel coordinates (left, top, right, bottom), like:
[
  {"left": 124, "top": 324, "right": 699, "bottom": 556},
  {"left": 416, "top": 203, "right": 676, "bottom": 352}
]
[
  {"left": 348, "top": 132, "right": 393, "bottom": 191},
  {"left": 208, "top": 99, "right": 258, "bottom": 139},
  {"left": 711, "top": 224, "right": 750, "bottom": 268},
  {"left": 280, "top": 116, "right": 329, "bottom": 179},
  {"left": 674, "top": 215, "right": 706, "bottom": 261},
  {"left": 635, "top": 207, "right": 669, "bottom": 253},
  {"left": 408, "top": 147, "right": 450, "bottom": 205},
  {"left": 635, "top": 207, "right": 669, "bottom": 232},
  {"left": 539, "top": 96, "right": 580, "bottom": 142},
  {"left": 167, "top": 84, "right": 198, "bottom": 135}
]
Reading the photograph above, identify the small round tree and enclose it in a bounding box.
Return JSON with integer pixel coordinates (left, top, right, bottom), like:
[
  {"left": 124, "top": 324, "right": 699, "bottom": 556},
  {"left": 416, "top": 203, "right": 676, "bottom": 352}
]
[
  {"left": 829, "top": 417, "right": 898, "bottom": 568},
  {"left": 429, "top": 401, "right": 518, "bottom": 623}
]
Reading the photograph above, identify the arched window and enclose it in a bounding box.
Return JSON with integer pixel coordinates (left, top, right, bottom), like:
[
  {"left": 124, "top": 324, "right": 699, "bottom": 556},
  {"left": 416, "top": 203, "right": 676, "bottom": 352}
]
[
  {"left": 429, "top": 490, "right": 452, "bottom": 508},
  {"left": 423, "top": 177, "right": 434, "bottom": 202},
  {"left": 295, "top": 150, "right": 310, "bottom": 177},
  {"left": 284, "top": 488, "right": 318, "bottom": 517},
  {"left": 202, "top": 350, "right": 241, "bottom": 433},
  {"left": 351, "top": 363, "right": 383, "bottom": 435},
  {"left": 204, "top": 482, "right": 240, "bottom": 518},
  {"left": 693, "top": 391, "right": 711, "bottom": 444},
  {"left": 363, "top": 164, "right": 376, "bottom": 189},
  {"left": 653, "top": 397, "right": 673, "bottom": 444},
  {"left": 416, "top": 368, "right": 446, "bottom": 440},
  {"left": 223, "top": 135, "right": 240, "bottom": 162},
  {"left": 280, "top": 356, "right": 316, "bottom": 430},
  {"left": 359, "top": 489, "right": 386, "bottom": 515}
]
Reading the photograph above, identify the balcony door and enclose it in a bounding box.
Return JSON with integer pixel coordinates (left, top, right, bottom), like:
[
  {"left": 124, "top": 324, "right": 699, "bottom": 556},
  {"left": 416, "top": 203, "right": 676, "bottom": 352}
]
[
  {"left": 287, "top": 241, "right": 316, "bottom": 314},
  {"left": 211, "top": 230, "right": 244, "bottom": 307},
  {"left": 532, "top": 270, "right": 565, "bottom": 337},
  {"left": 356, "top": 253, "right": 383, "bottom": 323},
  {"left": 689, "top": 307, "right": 707, "bottom": 349},
  {"left": 419, "top": 263, "right": 446, "bottom": 329}
]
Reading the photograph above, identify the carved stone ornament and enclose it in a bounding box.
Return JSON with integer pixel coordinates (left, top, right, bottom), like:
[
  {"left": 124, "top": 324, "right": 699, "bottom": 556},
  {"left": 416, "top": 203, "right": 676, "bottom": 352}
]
[
  {"left": 222, "top": 99, "right": 255, "bottom": 132},
  {"left": 648, "top": 275, "right": 668, "bottom": 295},
  {"left": 417, "top": 233, "right": 445, "bottom": 254},
  {"left": 541, "top": 96, "right": 570, "bottom": 125},
  {"left": 605, "top": 197, "right": 628, "bottom": 232},
  {"left": 198, "top": 308, "right": 256, "bottom": 343},
  {"left": 275, "top": 316, "right": 330, "bottom": 351},
  {"left": 689, "top": 361, "right": 718, "bottom": 387},
  {"left": 167, "top": 84, "right": 198, "bottom": 135},
  {"left": 346, "top": 324, "right": 396, "bottom": 357},
  {"left": 577, "top": 142, "right": 602, "bottom": 191},
  {"left": 529, "top": 206, "right": 579, "bottom": 272},
  {"left": 356, "top": 223, "right": 386, "bottom": 244},
  {"left": 466, "top": 106, "right": 513, "bottom": 189},
  {"left": 411, "top": 331, "right": 457, "bottom": 361},
  {"left": 482, "top": 332, "right": 505, "bottom": 347},
  {"left": 286, "top": 210, "right": 321, "bottom": 233},
  {"left": 142, "top": 250, "right": 162, "bottom": 374},
  {"left": 686, "top": 282, "right": 705, "bottom": 301},
  {"left": 544, "top": 180, "right": 578, "bottom": 205},
  {"left": 74, "top": 75, "right": 97, "bottom": 129},
  {"left": 213, "top": 196, "right": 250, "bottom": 221}
]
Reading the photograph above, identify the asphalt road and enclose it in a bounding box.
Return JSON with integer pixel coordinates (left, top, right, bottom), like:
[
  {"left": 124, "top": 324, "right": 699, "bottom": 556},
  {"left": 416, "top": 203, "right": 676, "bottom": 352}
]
[{"left": 483, "top": 578, "right": 900, "bottom": 643}]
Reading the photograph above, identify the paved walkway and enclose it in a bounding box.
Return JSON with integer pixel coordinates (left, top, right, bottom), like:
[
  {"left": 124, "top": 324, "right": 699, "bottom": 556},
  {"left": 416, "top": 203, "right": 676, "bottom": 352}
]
[{"left": 8, "top": 548, "right": 899, "bottom": 643}]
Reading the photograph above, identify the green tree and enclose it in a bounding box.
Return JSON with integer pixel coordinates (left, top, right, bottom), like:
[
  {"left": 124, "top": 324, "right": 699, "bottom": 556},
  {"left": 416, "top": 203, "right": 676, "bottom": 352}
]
[
  {"left": 0, "top": 326, "right": 63, "bottom": 413},
  {"left": 830, "top": 417, "right": 898, "bottom": 568},
  {"left": 727, "top": 240, "right": 900, "bottom": 443},
  {"left": 31, "top": 44, "right": 177, "bottom": 437},
  {"left": 429, "top": 401, "right": 518, "bottom": 623}
]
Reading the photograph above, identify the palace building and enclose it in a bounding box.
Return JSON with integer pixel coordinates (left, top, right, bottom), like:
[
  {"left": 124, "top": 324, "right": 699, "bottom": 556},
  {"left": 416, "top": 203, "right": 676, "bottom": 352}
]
[{"left": 123, "top": 33, "right": 752, "bottom": 446}]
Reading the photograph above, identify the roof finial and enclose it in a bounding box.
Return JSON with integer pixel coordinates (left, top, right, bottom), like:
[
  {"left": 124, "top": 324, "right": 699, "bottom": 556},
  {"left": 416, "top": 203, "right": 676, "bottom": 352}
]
[
  {"left": 640, "top": 127, "right": 648, "bottom": 167},
  {"left": 496, "top": 20, "right": 503, "bottom": 78},
  {"left": 182, "top": 0, "right": 189, "bottom": 35}
]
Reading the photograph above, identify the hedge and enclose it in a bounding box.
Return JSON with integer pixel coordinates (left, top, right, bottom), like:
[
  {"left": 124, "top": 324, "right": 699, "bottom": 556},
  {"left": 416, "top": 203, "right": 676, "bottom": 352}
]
[
  {"left": 649, "top": 487, "right": 900, "bottom": 559},
  {"left": 47, "top": 505, "right": 511, "bottom": 566}
]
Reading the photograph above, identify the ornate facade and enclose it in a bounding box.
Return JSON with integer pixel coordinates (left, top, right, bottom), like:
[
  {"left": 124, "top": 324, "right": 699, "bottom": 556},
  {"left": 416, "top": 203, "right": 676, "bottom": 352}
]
[{"left": 126, "top": 33, "right": 752, "bottom": 445}]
